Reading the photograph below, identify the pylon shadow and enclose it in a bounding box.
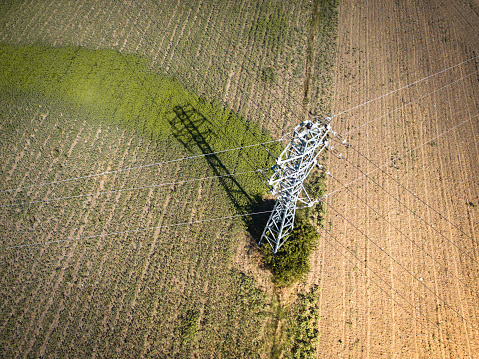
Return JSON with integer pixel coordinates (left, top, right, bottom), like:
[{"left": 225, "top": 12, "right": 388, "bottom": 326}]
[
  {"left": 169, "top": 104, "right": 257, "bottom": 215},
  {"left": 245, "top": 197, "right": 276, "bottom": 250}
]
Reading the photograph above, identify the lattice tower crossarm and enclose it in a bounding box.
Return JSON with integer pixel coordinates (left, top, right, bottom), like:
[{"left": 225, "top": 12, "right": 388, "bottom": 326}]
[{"left": 260, "top": 118, "right": 333, "bottom": 253}]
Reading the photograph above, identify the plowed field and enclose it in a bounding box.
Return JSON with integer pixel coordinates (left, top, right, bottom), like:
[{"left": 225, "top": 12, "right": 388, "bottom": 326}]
[
  {"left": 314, "top": 0, "right": 479, "bottom": 357},
  {"left": 1, "top": 0, "right": 478, "bottom": 358}
]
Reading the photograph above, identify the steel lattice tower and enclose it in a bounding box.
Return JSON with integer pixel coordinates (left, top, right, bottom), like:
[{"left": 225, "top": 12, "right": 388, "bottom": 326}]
[{"left": 260, "top": 117, "right": 334, "bottom": 253}]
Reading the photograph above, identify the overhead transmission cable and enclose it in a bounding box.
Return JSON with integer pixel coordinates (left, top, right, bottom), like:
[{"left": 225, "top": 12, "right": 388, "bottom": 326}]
[
  {"left": 0, "top": 139, "right": 282, "bottom": 194},
  {"left": 121, "top": 0, "right": 284, "bottom": 149},
  {"left": 341, "top": 68, "right": 479, "bottom": 136},
  {"left": 3, "top": 0, "right": 474, "bottom": 197},
  {"left": 2, "top": 190, "right": 468, "bottom": 355},
  {"left": 3, "top": 40, "right": 473, "bottom": 197},
  {"left": 326, "top": 171, "right": 479, "bottom": 299},
  {"left": 0, "top": 71, "right": 472, "bottom": 209},
  {"left": 3, "top": 0, "right": 477, "bottom": 252},
  {"left": 1, "top": 169, "right": 266, "bottom": 209},
  {"left": 137, "top": 0, "right": 479, "bottom": 143},
  {"left": 151, "top": 0, "right": 479, "bottom": 136},
  {"left": 5, "top": 110, "right": 473, "bottom": 255},
  {"left": 4, "top": 201, "right": 319, "bottom": 250},
  {"left": 324, "top": 200, "right": 479, "bottom": 332},
  {"left": 347, "top": 134, "right": 479, "bottom": 245},
  {"left": 2, "top": 208, "right": 280, "bottom": 250},
  {"left": 1, "top": 5, "right": 476, "bottom": 347},
  {"left": 331, "top": 54, "right": 479, "bottom": 119},
  {"left": 6, "top": 171, "right": 263, "bottom": 211},
  {"left": 327, "top": 138, "right": 479, "bottom": 265},
  {"left": 136, "top": 0, "right": 479, "bottom": 245},
  {"left": 323, "top": 228, "right": 466, "bottom": 358},
  {"left": 330, "top": 114, "right": 479, "bottom": 263},
  {"left": 325, "top": 113, "right": 478, "bottom": 200},
  {"left": 120, "top": 1, "right": 280, "bottom": 188}
]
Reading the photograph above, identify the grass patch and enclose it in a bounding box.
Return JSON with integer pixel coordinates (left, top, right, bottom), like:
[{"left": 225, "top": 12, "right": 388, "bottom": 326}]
[
  {"left": 0, "top": 42, "right": 282, "bottom": 210},
  {"left": 251, "top": 2, "right": 288, "bottom": 55},
  {"left": 260, "top": 66, "right": 277, "bottom": 83},
  {"left": 268, "top": 285, "right": 322, "bottom": 358},
  {"left": 180, "top": 309, "right": 200, "bottom": 347},
  {"left": 287, "top": 285, "right": 321, "bottom": 358}
]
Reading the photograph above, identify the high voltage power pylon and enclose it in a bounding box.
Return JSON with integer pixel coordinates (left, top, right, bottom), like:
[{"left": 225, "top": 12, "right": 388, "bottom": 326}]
[{"left": 260, "top": 116, "right": 337, "bottom": 253}]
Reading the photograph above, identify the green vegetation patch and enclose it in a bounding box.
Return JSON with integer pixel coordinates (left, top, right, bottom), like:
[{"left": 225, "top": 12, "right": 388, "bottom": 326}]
[
  {"left": 251, "top": 2, "right": 288, "bottom": 54},
  {"left": 180, "top": 309, "right": 200, "bottom": 348},
  {"left": 261, "top": 214, "right": 319, "bottom": 287},
  {"left": 287, "top": 285, "right": 321, "bottom": 358},
  {"left": 0, "top": 42, "right": 282, "bottom": 209}
]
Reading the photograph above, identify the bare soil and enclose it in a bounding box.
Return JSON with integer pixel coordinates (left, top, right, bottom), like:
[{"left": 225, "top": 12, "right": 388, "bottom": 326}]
[{"left": 309, "top": 0, "right": 479, "bottom": 357}]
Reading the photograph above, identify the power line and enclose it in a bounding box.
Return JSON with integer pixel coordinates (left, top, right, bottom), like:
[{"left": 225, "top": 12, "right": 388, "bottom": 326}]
[
  {"left": 120, "top": 0, "right": 282, "bottom": 188},
  {"left": 1, "top": 169, "right": 266, "bottom": 209},
  {"left": 327, "top": 171, "right": 479, "bottom": 299},
  {"left": 2, "top": 72, "right": 472, "bottom": 201},
  {"left": 330, "top": 114, "right": 479, "bottom": 263},
  {"left": 328, "top": 147, "right": 479, "bottom": 265},
  {"left": 2, "top": 209, "right": 275, "bottom": 250},
  {"left": 342, "top": 69, "right": 478, "bottom": 136},
  {"left": 0, "top": 139, "right": 282, "bottom": 195},
  {"left": 3, "top": 63, "right": 474, "bottom": 202},
  {"left": 148, "top": 0, "right": 311, "bottom": 128},
  {"left": 2, "top": 183, "right": 471, "bottom": 355},
  {"left": 1, "top": 3, "right": 477, "bottom": 354},
  {"left": 152, "top": 0, "right": 478, "bottom": 139},
  {"left": 323, "top": 228, "right": 466, "bottom": 358},
  {"left": 140, "top": 0, "right": 479, "bottom": 222},
  {"left": 332, "top": 54, "right": 479, "bottom": 119},
  {"left": 324, "top": 201, "right": 479, "bottom": 332},
  {"left": 4, "top": 0, "right": 477, "bottom": 257},
  {"left": 326, "top": 113, "right": 478, "bottom": 200},
  {"left": 3, "top": 1, "right": 474, "bottom": 201},
  {"left": 121, "top": 0, "right": 286, "bottom": 145}
]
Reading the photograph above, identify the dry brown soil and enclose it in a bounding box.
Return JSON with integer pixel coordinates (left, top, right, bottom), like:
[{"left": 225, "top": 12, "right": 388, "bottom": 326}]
[{"left": 309, "top": 0, "right": 479, "bottom": 357}]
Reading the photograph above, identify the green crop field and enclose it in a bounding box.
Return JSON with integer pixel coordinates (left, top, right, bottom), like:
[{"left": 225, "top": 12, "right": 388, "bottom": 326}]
[{"left": 0, "top": 0, "right": 338, "bottom": 357}]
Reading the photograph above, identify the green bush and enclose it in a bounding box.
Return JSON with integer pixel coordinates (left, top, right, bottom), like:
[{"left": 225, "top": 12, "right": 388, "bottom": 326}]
[
  {"left": 180, "top": 309, "right": 200, "bottom": 346},
  {"left": 260, "top": 67, "right": 276, "bottom": 83},
  {"left": 261, "top": 214, "right": 319, "bottom": 287}
]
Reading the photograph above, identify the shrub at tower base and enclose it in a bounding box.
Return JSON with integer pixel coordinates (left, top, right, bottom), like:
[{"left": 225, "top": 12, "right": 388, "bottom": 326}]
[{"left": 261, "top": 214, "right": 319, "bottom": 286}]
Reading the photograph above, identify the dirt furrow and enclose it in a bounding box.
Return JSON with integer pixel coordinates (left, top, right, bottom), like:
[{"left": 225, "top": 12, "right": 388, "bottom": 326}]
[
  {"left": 125, "top": 166, "right": 186, "bottom": 354},
  {"left": 15, "top": 0, "right": 48, "bottom": 42},
  {"left": 3, "top": 107, "right": 42, "bottom": 185},
  {"left": 17, "top": 121, "right": 113, "bottom": 356},
  {"left": 151, "top": 0, "right": 181, "bottom": 68},
  {"left": 318, "top": 0, "right": 479, "bottom": 357},
  {"left": 57, "top": 130, "right": 137, "bottom": 355}
]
